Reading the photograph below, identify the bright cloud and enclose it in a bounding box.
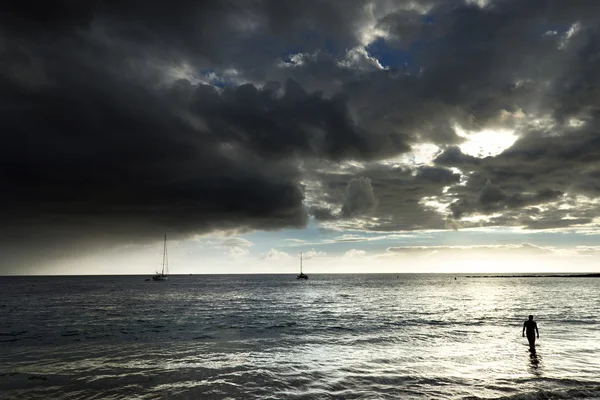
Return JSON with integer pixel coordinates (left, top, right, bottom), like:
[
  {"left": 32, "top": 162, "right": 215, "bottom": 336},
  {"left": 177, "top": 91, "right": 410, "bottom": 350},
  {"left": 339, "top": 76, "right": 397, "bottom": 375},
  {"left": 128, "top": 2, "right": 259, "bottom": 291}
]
[{"left": 455, "top": 125, "right": 518, "bottom": 158}]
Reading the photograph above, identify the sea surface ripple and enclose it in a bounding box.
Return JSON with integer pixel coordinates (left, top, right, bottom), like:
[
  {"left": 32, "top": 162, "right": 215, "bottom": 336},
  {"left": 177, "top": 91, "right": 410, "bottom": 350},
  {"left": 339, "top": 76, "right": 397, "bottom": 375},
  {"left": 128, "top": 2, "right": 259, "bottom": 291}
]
[{"left": 1, "top": 274, "right": 600, "bottom": 399}]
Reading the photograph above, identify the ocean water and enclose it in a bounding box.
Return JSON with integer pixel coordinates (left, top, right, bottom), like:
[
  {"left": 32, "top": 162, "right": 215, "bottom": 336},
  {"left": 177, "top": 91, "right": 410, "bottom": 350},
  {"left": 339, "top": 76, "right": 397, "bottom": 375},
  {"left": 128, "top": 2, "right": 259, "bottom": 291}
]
[{"left": 1, "top": 274, "right": 600, "bottom": 400}]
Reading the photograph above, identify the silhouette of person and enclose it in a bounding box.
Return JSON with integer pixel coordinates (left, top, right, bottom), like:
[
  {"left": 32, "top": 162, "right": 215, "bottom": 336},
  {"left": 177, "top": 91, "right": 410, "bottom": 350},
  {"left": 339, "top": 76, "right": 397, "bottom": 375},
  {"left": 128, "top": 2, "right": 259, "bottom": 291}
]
[{"left": 522, "top": 315, "right": 539, "bottom": 349}]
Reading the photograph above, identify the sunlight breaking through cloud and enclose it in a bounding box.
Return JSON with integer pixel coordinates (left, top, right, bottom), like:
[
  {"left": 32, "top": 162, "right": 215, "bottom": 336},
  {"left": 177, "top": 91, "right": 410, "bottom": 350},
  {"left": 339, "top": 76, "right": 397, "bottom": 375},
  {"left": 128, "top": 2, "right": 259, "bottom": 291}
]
[{"left": 455, "top": 125, "right": 518, "bottom": 158}]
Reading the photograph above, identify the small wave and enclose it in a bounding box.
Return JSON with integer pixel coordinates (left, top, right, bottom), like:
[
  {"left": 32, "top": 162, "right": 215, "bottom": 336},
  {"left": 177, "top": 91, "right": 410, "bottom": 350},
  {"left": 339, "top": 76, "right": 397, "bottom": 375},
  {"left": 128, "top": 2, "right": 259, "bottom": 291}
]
[
  {"left": 106, "top": 313, "right": 122, "bottom": 317},
  {"left": 510, "top": 377, "right": 597, "bottom": 387},
  {"left": 61, "top": 330, "right": 81, "bottom": 337},
  {"left": 0, "top": 330, "right": 27, "bottom": 337},
  {"left": 217, "top": 324, "right": 242, "bottom": 330},
  {"left": 561, "top": 319, "right": 599, "bottom": 325},
  {"left": 463, "top": 384, "right": 600, "bottom": 400},
  {"left": 350, "top": 336, "right": 398, "bottom": 345},
  {"left": 85, "top": 334, "right": 113, "bottom": 340},
  {"left": 193, "top": 335, "right": 215, "bottom": 340},
  {"left": 328, "top": 326, "right": 354, "bottom": 331},
  {"left": 28, "top": 375, "right": 49, "bottom": 381},
  {"left": 266, "top": 322, "right": 298, "bottom": 330}
]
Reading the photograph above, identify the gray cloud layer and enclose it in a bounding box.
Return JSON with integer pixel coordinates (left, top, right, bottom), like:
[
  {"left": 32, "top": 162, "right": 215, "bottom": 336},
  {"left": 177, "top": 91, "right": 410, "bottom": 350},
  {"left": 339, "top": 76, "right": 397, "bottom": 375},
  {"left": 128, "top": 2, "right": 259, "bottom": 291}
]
[{"left": 2, "top": 0, "right": 600, "bottom": 269}]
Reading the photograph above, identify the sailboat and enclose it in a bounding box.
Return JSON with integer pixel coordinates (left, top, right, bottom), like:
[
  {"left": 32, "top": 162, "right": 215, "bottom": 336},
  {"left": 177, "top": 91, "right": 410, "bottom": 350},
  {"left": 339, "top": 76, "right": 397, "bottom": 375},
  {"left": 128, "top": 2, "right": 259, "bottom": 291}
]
[
  {"left": 152, "top": 234, "right": 169, "bottom": 281},
  {"left": 296, "top": 252, "right": 308, "bottom": 280}
]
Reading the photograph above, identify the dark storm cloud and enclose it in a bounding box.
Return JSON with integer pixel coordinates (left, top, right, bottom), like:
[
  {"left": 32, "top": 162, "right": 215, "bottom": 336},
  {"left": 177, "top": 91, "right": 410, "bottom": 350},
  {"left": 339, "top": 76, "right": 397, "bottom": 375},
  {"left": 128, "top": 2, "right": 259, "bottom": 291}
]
[
  {"left": 341, "top": 177, "right": 379, "bottom": 217},
  {"left": 190, "top": 79, "right": 411, "bottom": 161},
  {"left": 4, "top": 0, "right": 600, "bottom": 271},
  {"left": 2, "top": 0, "right": 370, "bottom": 73},
  {"left": 2, "top": 50, "right": 407, "bottom": 263},
  {"left": 320, "top": 0, "right": 600, "bottom": 149},
  {"left": 0, "top": 0, "right": 419, "bottom": 270},
  {"left": 375, "top": 9, "right": 431, "bottom": 47},
  {"left": 434, "top": 147, "right": 482, "bottom": 168},
  {"left": 308, "top": 176, "right": 380, "bottom": 221},
  {"left": 439, "top": 112, "right": 600, "bottom": 226},
  {"left": 415, "top": 166, "right": 461, "bottom": 184},
  {"left": 308, "top": 164, "right": 460, "bottom": 231},
  {"left": 304, "top": 0, "right": 600, "bottom": 232},
  {"left": 448, "top": 180, "right": 563, "bottom": 218}
]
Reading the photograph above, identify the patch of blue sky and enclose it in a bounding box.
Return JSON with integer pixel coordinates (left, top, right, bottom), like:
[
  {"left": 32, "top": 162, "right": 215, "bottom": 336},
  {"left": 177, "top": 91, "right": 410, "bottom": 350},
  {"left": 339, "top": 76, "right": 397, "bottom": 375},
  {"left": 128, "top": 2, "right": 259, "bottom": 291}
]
[
  {"left": 365, "top": 37, "right": 421, "bottom": 73},
  {"left": 422, "top": 14, "right": 436, "bottom": 25},
  {"left": 276, "top": 29, "right": 346, "bottom": 63},
  {"left": 530, "top": 23, "right": 572, "bottom": 38},
  {"left": 199, "top": 68, "right": 238, "bottom": 89},
  {"left": 301, "top": 29, "right": 339, "bottom": 53},
  {"left": 280, "top": 50, "right": 302, "bottom": 64}
]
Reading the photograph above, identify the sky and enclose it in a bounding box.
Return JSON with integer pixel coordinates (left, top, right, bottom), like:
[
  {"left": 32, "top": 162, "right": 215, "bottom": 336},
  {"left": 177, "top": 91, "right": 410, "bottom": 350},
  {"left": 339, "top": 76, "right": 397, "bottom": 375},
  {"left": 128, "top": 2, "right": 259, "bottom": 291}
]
[{"left": 3, "top": 0, "right": 600, "bottom": 275}]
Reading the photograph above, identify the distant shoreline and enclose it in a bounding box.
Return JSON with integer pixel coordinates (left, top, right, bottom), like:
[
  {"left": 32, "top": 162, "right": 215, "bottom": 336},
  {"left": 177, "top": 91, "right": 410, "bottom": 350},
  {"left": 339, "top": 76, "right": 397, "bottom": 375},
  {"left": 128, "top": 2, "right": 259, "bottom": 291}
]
[
  {"left": 465, "top": 273, "right": 600, "bottom": 278},
  {"left": 2, "top": 272, "right": 600, "bottom": 278}
]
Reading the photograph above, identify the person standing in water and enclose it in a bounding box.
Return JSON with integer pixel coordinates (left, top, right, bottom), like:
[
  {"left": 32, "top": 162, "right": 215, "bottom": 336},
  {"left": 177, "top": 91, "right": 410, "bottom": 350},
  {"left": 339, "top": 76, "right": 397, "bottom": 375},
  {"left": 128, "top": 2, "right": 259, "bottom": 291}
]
[{"left": 522, "top": 315, "right": 539, "bottom": 348}]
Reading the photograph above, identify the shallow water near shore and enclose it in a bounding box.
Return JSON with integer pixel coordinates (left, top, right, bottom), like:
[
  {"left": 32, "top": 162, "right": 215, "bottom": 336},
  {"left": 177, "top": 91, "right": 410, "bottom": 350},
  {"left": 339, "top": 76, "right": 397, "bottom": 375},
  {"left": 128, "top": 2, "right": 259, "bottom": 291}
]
[{"left": 1, "top": 273, "right": 600, "bottom": 399}]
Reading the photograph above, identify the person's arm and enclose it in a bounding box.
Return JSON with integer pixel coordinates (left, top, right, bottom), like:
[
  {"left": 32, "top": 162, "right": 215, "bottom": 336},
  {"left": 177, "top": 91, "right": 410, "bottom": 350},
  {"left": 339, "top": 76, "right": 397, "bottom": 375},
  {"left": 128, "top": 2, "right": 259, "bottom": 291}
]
[
  {"left": 522, "top": 322, "right": 526, "bottom": 337},
  {"left": 535, "top": 322, "right": 539, "bottom": 338}
]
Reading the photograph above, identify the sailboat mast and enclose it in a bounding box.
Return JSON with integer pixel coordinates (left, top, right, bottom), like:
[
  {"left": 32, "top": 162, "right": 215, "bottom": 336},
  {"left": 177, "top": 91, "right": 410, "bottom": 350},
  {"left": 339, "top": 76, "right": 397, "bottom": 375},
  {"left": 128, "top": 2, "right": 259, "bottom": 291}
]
[
  {"left": 300, "top": 252, "right": 303, "bottom": 274},
  {"left": 162, "top": 234, "right": 167, "bottom": 275}
]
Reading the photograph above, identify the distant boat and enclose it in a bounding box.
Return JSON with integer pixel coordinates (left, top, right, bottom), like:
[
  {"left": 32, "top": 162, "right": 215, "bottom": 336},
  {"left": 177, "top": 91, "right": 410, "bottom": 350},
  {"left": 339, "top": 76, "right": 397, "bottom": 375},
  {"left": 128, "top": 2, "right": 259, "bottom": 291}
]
[
  {"left": 296, "top": 252, "right": 308, "bottom": 280},
  {"left": 152, "top": 234, "right": 169, "bottom": 281}
]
